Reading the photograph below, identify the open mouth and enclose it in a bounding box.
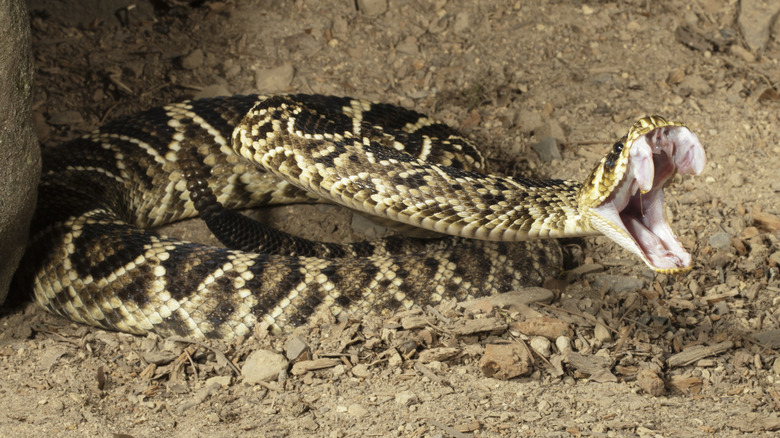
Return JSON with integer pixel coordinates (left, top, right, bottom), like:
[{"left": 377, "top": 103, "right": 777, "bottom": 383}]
[{"left": 590, "top": 123, "right": 706, "bottom": 273}]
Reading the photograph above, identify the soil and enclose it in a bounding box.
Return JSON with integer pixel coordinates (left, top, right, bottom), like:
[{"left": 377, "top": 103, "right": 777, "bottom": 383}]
[{"left": 3, "top": 0, "right": 780, "bottom": 436}]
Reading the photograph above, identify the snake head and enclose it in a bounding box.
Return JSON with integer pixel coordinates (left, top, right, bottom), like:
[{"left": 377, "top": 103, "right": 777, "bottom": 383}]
[{"left": 579, "top": 115, "right": 706, "bottom": 274}]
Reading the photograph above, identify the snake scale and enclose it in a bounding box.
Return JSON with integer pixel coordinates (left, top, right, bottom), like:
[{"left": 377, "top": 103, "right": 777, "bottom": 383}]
[{"left": 16, "top": 94, "right": 705, "bottom": 340}]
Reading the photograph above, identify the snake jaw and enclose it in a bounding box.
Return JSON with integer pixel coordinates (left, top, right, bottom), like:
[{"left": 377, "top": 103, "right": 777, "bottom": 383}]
[{"left": 586, "top": 118, "right": 705, "bottom": 274}]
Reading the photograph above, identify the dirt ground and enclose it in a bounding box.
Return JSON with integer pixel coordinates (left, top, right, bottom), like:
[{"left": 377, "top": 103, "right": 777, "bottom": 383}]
[{"left": 3, "top": 0, "right": 780, "bottom": 436}]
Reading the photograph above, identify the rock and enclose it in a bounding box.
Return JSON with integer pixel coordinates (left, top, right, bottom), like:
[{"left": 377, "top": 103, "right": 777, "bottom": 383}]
[
  {"left": 48, "top": 110, "right": 84, "bottom": 125},
  {"left": 479, "top": 343, "right": 533, "bottom": 380},
  {"left": 708, "top": 232, "right": 732, "bottom": 250},
  {"left": 533, "top": 137, "right": 561, "bottom": 162},
  {"left": 591, "top": 275, "right": 643, "bottom": 293},
  {"left": 205, "top": 375, "right": 232, "bottom": 388},
  {"left": 347, "top": 404, "right": 369, "bottom": 417},
  {"left": 395, "top": 390, "right": 419, "bottom": 406},
  {"left": 181, "top": 48, "right": 204, "bottom": 70},
  {"left": 241, "top": 350, "right": 288, "bottom": 384},
  {"left": 417, "top": 347, "right": 459, "bottom": 363},
  {"left": 753, "top": 329, "right": 780, "bottom": 349},
  {"left": 556, "top": 336, "right": 572, "bottom": 355},
  {"left": 512, "top": 317, "right": 573, "bottom": 340},
  {"left": 0, "top": 0, "right": 39, "bottom": 306},
  {"left": 636, "top": 368, "right": 665, "bottom": 396},
  {"left": 452, "top": 12, "right": 471, "bottom": 34},
  {"left": 593, "top": 323, "right": 612, "bottom": 344},
  {"left": 351, "top": 363, "right": 371, "bottom": 378},
  {"left": 738, "top": 0, "right": 780, "bottom": 52},
  {"left": 255, "top": 62, "right": 294, "bottom": 93},
  {"left": 356, "top": 0, "right": 387, "bottom": 18},
  {"left": 728, "top": 172, "right": 745, "bottom": 187},
  {"left": 193, "top": 83, "right": 230, "bottom": 99},
  {"left": 529, "top": 336, "right": 551, "bottom": 357},
  {"left": 515, "top": 109, "right": 543, "bottom": 134},
  {"left": 676, "top": 74, "right": 710, "bottom": 96},
  {"left": 460, "top": 288, "right": 555, "bottom": 312}
]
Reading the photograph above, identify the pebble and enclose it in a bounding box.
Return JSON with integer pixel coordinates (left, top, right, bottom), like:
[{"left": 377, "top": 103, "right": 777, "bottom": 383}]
[
  {"left": 512, "top": 317, "right": 573, "bottom": 340},
  {"left": 676, "top": 74, "right": 710, "bottom": 96},
  {"left": 453, "top": 12, "right": 471, "bottom": 34},
  {"left": 48, "top": 110, "right": 84, "bottom": 126},
  {"left": 347, "top": 404, "right": 369, "bottom": 417},
  {"left": 593, "top": 323, "right": 612, "bottom": 344},
  {"left": 728, "top": 172, "right": 744, "bottom": 187},
  {"left": 181, "top": 49, "right": 204, "bottom": 70},
  {"left": 591, "top": 275, "right": 643, "bottom": 293},
  {"left": 193, "top": 83, "right": 230, "bottom": 99},
  {"left": 636, "top": 368, "right": 665, "bottom": 397},
  {"left": 241, "top": 350, "right": 288, "bottom": 384},
  {"left": 708, "top": 232, "right": 733, "bottom": 250},
  {"left": 356, "top": 0, "right": 387, "bottom": 18},
  {"left": 515, "top": 109, "right": 543, "bottom": 134},
  {"left": 255, "top": 62, "right": 294, "bottom": 92},
  {"left": 479, "top": 343, "right": 533, "bottom": 380},
  {"left": 529, "top": 336, "right": 551, "bottom": 357},
  {"left": 286, "top": 335, "right": 310, "bottom": 360},
  {"left": 556, "top": 336, "right": 572, "bottom": 354},
  {"left": 532, "top": 137, "right": 561, "bottom": 163},
  {"left": 351, "top": 363, "right": 371, "bottom": 378},
  {"left": 205, "top": 375, "right": 231, "bottom": 388},
  {"left": 738, "top": 0, "right": 780, "bottom": 52},
  {"left": 395, "top": 390, "right": 419, "bottom": 406}
]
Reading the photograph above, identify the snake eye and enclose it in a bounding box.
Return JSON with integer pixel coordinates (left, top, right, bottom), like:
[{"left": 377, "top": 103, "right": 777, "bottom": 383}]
[{"left": 612, "top": 141, "right": 624, "bottom": 153}]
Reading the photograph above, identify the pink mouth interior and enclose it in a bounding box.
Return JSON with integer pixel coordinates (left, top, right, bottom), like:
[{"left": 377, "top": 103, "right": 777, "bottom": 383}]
[{"left": 592, "top": 126, "right": 705, "bottom": 271}]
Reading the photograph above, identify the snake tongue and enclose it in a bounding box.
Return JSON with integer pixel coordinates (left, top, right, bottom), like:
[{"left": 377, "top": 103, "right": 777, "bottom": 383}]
[{"left": 591, "top": 125, "right": 705, "bottom": 273}]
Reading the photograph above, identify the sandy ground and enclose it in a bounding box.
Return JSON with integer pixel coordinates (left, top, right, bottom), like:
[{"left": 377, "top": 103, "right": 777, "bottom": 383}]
[{"left": 3, "top": 0, "right": 780, "bottom": 436}]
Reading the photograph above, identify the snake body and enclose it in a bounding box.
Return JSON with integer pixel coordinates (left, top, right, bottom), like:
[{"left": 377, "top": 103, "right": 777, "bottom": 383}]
[{"left": 16, "top": 95, "right": 705, "bottom": 339}]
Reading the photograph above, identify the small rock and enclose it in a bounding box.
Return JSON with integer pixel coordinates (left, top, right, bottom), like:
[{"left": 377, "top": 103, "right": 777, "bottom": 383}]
[
  {"left": 351, "top": 363, "right": 371, "bottom": 378},
  {"left": 636, "top": 368, "right": 665, "bottom": 396},
  {"left": 708, "top": 232, "right": 732, "bottom": 250},
  {"left": 529, "top": 336, "right": 551, "bottom": 357},
  {"left": 753, "top": 329, "right": 780, "bottom": 349},
  {"left": 533, "top": 137, "right": 561, "bottom": 162},
  {"left": 593, "top": 323, "right": 612, "bottom": 344},
  {"left": 180, "top": 49, "right": 204, "bottom": 70},
  {"left": 556, "top": 336, "right": 572, "bottom": 354},
  {"left": 460, "top": 288, "right": 555, "bottom": 313},
  {"left": 286, "top": 335, "right": 310, "bottom": 361},
  {"left": 512, "top": 317, "right": 573, "bottom": 340},
  {"left": 241, "top": 350, "right": 288, "bottom": 384},
  {"left": 193, "top": 83, "right": 230, "bottom": 99},
  {"left": 356, "top": 0, "right": 387, "bottom": 17},
  {"left": 395, "top": 390, "right": 419, "bottom": 406},
  {"left": 290, "top": 358, "right": 341, "bottom": 375},
  {"left": 452, "top": 12, "right": 470, "bottom": 34},
  {"left": 479, "top": 343, "right": 533, "bottom": 380},
  {"left": 728, "top": 172, "right": 745, "bottom": 187},
  {"left": 347, "top": 404, "right": 369, "bottom": 417},
  {"left": 205, "top": 375, "right": 231, "bottom": 388},
  {"left": 255, "top": 63, "right": 294, "bottom": 92},
  {"left": 591, "top": 275, "right": 643, "bottom": 293},
  {"left": 417, "top": 347, "right": 459, "bottom": 363},
  {"left": 396, "top": 36, "right": 418, "bottom": 56},
  {"left": 48, "top": 110, "right": 84, "bottom": 126},
  {"left": 515, "top": 109, "right": 543, "bottom": 134},
  {"left": 676, "top": 74, "right": 710, "bottom": 96},
  {"left": 738, "top": 0, "right": 780, "bottom": 52}
]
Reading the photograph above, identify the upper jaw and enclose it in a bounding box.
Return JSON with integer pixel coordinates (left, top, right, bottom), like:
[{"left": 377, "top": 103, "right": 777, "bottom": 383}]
[{"left": 589, "top": 123, "right": 705, "bottom": 273}]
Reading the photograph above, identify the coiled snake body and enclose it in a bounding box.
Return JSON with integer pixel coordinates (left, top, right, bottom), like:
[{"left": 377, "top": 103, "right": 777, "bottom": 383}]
[{"left": 17, "top": 94, "right": 705, "bottom": 339}]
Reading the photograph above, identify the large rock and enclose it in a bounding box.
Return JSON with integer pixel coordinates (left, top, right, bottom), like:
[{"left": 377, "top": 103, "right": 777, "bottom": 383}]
[{"left": 0, "top": 0, "right": 39, "bottom": 304}]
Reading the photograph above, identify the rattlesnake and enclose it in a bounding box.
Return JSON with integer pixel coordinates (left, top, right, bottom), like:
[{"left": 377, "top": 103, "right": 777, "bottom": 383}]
[{"left": 16, "top": 94, "right": 705, "bottom": 339}]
